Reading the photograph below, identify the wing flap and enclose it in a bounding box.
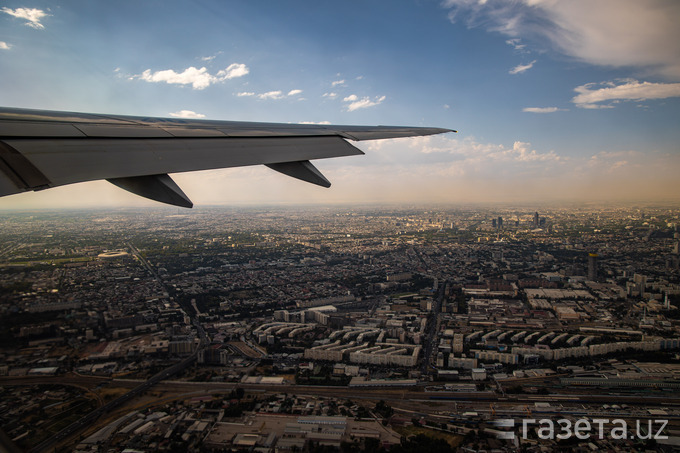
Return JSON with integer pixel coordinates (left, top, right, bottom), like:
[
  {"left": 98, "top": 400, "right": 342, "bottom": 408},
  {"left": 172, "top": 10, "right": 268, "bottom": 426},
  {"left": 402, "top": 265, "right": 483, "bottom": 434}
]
[
  {"left": 160, "top": 127, "right": 229, "bottom": 138},
  {"left": 0, "top": 140, "right": 50, "bottom": 191},
  {"left": 0, "top": 121, "right": 86, "bottom": 138},
  {"left": 73, "top": 124, "right": 175, "bottom": 138}
]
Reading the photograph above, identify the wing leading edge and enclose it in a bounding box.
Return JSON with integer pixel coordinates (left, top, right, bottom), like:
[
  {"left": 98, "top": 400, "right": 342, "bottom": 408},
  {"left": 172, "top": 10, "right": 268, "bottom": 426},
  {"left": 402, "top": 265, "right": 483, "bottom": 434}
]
[{"left": 0, "top": 107, "right": 454, "bottom": 207}]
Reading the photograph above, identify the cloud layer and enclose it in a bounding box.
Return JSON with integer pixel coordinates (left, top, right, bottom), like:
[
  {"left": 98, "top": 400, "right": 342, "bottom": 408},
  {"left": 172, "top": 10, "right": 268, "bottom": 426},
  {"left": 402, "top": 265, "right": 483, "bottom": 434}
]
[
  {"left": 572, "top": 79, "right": 680, "bottom": 109},
  {"left": 443, "top": 0, "right": 680, "bottom": 79},
  {"left": 167, "top": 134, "right": 677, "bottom": 206}
]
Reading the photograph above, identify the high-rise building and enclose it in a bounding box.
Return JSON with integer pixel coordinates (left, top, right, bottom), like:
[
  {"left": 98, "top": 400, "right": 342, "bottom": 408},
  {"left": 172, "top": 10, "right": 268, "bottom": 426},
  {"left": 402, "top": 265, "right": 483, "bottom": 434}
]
[
  {"left": 634, "top": 273, "right": 647, "bottom": 292},
  {"left": 497, "top": 216, "right": 503, "bottom": 229},
  {"left": 533, "top": 212, "right": 539, "bottom": 227},
  {"left": 588, "top": 253, "right": 598, "bottom": 281}
]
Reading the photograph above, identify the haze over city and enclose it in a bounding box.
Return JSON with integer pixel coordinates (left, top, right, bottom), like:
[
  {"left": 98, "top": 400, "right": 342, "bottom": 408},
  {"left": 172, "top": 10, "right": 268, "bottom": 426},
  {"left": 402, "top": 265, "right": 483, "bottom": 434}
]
[{"left": 1, "top": 0, "right": 679, "bottom": 208}]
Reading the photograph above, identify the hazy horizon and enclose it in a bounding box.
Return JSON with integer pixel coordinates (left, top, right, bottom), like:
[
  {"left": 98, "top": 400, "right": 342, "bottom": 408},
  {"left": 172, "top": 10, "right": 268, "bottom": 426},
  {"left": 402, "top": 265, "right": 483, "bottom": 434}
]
[{"left": 1, "top": 194, "right": 679, "bottom": 213}]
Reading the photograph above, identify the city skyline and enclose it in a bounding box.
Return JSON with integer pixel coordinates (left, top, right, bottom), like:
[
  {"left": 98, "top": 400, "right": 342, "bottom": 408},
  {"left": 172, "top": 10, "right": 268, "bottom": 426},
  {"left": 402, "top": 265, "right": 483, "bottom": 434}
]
[{"left": 1, "top": 0, "right": 679, "bottom": 208}]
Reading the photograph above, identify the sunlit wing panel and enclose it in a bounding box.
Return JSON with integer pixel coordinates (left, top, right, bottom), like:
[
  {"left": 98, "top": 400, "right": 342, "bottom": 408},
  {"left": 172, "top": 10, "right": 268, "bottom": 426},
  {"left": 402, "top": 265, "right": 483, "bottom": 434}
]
[{"left": 0, "top": 107, "right": 455, "bottom": 206}]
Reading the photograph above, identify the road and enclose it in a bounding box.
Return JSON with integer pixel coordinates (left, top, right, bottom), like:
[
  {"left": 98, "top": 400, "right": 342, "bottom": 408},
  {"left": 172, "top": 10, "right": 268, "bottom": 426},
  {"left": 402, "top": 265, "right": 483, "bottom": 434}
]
[
  {"left": 7, "top": 374, "right": 680, "bottom": 409},
  {"left": 421, "top": 281, "right": 445, "bottom": 375}
]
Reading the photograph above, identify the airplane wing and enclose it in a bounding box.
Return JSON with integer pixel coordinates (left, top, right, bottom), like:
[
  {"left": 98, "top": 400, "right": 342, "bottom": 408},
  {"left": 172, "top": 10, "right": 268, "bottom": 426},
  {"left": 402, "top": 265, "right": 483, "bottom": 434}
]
[{"left": 0, "top": 107, "right": 454, "bottom": 208}]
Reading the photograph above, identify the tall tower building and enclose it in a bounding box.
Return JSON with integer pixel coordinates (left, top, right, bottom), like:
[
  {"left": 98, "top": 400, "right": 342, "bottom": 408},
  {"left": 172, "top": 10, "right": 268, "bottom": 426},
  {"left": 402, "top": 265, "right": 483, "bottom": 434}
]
[
  {"left": 497, "top": 216, "right": 503, "bottom": 229},
  {"left": 533, "top": 211, "right": 539, "bottom": 227},
  {"left": 634, "top": 273, "right": 648, "bottom": 295},
  {"left": 587, "top": 253, "right": 598, "bottom": 281}
]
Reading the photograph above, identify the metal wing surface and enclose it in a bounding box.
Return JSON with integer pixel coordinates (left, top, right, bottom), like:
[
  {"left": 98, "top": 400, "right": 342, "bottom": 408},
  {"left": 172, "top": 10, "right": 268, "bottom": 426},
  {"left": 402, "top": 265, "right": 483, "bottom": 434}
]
[{"left": 0, "top": 107, "right": 454, "bottom": 207}]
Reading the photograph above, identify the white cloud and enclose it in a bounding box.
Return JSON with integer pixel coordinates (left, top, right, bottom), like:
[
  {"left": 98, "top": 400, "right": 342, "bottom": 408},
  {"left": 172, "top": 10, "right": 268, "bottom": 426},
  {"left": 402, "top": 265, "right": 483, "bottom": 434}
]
[
  {"left": 586, "top": 150, "right": 642, "bottom": 173},
  {"left": 522, "top": 107, "right": 564, "bottom": 113},
  {"left": 217, "top": 63, "right": 249, "bottom": 79},
  {"left": 402, "top": 135, "right": 563, "bottom": 166},
  {"left": 350, "top": 134, "right": 679, "bottom": 205},
  {"left": 200, "top": 52, "right": 222, "bottom": 62},
  {"left": 169, "top": 110, "right": 206, "bottom": 119},
  {"left": 572, "top": 79, "right": 680, "bottom": 109},
  {"left": 239, "top": 90, "right": 302, "bottom": 100},
  {"left": 509, "top": 60, "right": 536, "bottom": 74},
  {"left": 139, "top": 67, "right": 214, "bottom": 90},
  {"left": 505, "top": 140, "right": 562, "bottom": 162},
  {"left": 442, "top": 0, "right": 680, "bottom": 79},
  {"left": 323, "top": 92, "right": 338, "bottom": 99},
  {"left": 258, "top": 91, "right": 284, "bottom": 100},
  {"left": 1, "top": 7, "right": 48, "bottom": 29},
  {"left": 0, "top": 41, "right": 10, "bottom": 50},
  {"left": 332, "top": 79, "right": 345, "bottom": 87},
  {"left": 343, "top": 94, "right": 386, "bottom": 111},
  {"left": 506, "top": 38, "right": 525, "bottom": 51},
  {"left": 136, "top": 63, "right": 249, "bottom": 90}
]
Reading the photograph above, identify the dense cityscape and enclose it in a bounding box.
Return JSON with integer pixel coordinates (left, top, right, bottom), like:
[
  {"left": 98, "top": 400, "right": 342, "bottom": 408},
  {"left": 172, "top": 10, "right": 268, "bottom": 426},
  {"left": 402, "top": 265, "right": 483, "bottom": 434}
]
[{"left": 1, "top": 203, "right": 680, "bottom": 452}]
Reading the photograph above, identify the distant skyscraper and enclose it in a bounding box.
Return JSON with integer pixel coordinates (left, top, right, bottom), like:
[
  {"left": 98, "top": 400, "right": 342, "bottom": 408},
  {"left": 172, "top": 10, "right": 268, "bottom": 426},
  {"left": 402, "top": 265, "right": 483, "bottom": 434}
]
[
  {"left": 634, "top": 273, "right": 648, "bottom": 294},
  {"left": 588, "top": 253, "right": 598, "bottom": 281},
  {"left": 533, "top": 211, "right": 539, "bottom": 227},
  {"left": 492, "top": 218, "right": 497, "bottom": 228},
  {"left": 497, "top": 216, "right": 503, "bottom": 229}
]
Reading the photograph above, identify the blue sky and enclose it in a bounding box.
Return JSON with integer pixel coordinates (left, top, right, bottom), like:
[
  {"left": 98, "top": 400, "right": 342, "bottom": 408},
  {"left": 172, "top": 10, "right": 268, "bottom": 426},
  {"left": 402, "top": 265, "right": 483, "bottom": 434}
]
[{"left": 1, "top": 0, "right": 679, "bottom": 208}]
